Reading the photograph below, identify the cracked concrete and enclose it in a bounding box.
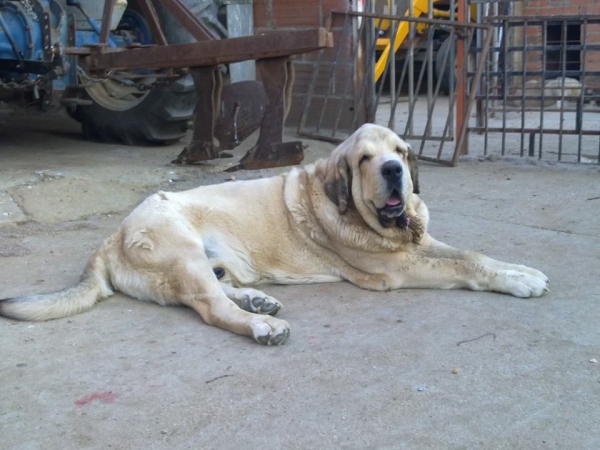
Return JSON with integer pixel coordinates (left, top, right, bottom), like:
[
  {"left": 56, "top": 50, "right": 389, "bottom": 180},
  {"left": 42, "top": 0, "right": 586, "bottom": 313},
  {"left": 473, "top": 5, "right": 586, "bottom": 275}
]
[
  {"left": 1, "top": 114, "right": 599, "bottom": 449},
  {"left": 11, "top": 178, "right": 144, "bottom": 224}
]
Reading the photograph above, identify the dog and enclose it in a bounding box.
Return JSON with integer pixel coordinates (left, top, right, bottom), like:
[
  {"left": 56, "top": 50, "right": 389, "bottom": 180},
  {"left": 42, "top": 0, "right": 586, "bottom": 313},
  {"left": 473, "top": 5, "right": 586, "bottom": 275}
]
[{"left": 0, "top": 124, "right": 548, "bottom": 345}]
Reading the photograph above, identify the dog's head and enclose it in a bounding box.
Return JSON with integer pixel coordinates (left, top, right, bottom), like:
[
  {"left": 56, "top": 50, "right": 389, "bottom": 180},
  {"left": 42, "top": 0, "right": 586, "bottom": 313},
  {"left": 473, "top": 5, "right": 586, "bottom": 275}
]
[{"left": 324, "top": 124, "right": 420, "bottom": 230}]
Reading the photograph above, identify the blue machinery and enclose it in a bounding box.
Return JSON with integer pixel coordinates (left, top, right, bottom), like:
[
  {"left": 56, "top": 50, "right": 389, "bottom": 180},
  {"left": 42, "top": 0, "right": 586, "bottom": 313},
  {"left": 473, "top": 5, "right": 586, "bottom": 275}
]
[{"left": 0, "top": 0, "right": 150, "bottom": 87}]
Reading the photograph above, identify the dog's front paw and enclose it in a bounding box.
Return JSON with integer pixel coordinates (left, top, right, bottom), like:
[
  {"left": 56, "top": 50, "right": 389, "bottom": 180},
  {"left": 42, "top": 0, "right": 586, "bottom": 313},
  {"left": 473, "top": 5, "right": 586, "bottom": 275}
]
[
  {"left": 512, "top": 265, "right": 549, "bottom": 286},
  {"left": 491, "top": 270, "right": 549, "bottom": 298},
  {"left": 249, "top": 316, "right": 290, "bottom": 346},
  {"left": 236, "top": 288, "right": 282, "bottom": 316}
]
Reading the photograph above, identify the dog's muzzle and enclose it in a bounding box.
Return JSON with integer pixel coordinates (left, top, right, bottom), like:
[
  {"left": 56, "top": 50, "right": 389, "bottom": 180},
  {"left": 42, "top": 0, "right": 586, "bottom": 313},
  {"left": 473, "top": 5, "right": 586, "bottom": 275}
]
[{"left": 377, "top": 161, "right": 409, "bottom": 228}]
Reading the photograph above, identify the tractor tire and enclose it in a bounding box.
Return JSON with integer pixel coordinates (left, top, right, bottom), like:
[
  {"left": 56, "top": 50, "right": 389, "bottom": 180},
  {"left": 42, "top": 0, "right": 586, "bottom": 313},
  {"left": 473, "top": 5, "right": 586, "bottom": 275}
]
[
  {"left": 436, "top": 35, "right": 456, "bottom": 95},
  {"left": 69, "top": 0, "right": 226, "bottom": 145}
]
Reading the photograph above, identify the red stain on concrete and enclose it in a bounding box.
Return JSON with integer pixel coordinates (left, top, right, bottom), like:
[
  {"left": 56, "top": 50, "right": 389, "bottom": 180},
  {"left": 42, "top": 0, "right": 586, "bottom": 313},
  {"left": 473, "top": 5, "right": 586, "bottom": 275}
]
[{"left": 75, "top": 391, "right": 119, "bottom": 407}]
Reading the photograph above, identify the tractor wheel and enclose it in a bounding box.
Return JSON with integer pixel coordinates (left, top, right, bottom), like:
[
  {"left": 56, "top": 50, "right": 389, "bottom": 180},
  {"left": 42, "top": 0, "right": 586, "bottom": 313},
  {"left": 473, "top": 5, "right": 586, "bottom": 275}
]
[
  {"left": 435, "top": 35, "right": 457, "bottom": 95},
  {"left": 69, "top": 1, "right": 226, "bottom": 145}
]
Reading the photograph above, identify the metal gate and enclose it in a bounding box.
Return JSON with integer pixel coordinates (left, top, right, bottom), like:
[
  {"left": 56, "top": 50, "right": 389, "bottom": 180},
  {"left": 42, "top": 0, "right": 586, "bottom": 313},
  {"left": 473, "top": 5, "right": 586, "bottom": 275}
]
[
  {"left": 298, "top": 1, "right": 493, "bottom": 166},
  {"left": 468, "top": 1, "right": 600, "bottom": 164}
]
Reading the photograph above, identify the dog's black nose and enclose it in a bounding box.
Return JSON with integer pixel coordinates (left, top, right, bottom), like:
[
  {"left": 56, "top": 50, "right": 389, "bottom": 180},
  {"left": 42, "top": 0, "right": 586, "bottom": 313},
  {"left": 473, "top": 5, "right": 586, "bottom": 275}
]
[{"left": 381, "top": 160, "right": 402, "bottom": 182}]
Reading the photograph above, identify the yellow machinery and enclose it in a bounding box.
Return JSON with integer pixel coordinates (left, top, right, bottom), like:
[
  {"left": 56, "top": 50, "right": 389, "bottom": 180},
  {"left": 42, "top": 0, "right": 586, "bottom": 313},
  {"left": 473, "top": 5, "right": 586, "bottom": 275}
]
[{"left": 374, "top": 0, "right": 476, "bottom": 82}]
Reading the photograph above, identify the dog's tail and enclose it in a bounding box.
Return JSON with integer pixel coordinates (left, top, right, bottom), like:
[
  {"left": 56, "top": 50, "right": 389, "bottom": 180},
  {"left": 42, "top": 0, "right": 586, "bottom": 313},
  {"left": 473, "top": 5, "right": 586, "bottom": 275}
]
[{"left": 0, "top": 249, "right": 113, "bottom": 321}]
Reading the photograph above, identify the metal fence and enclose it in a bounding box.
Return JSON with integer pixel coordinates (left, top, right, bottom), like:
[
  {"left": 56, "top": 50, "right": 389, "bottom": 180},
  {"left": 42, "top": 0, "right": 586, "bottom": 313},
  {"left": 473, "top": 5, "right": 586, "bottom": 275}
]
[
  {"left": 297, "top": 0, "right": 600, "bottom": 166},
  {"left": 298, "top": 1, "right": 493, "bottom": 166},
  {"left": 468, "top": 1, "right": 600, "bottom": 164}
]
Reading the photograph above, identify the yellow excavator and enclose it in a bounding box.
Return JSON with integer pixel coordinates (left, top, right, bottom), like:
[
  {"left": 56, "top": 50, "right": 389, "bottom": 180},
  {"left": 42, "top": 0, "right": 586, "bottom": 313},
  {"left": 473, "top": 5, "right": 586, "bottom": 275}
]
[{"left": 374, "top": 0, "right": 477, "bottom": 85}]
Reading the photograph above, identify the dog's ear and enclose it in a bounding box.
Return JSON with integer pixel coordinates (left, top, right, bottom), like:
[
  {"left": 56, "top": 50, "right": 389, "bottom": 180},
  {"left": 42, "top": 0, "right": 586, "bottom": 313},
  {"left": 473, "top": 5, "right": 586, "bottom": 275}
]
[
  {"left": 407, "top": 145, "right": 420, "bottom": 194},
  {"left": 324, "top": 144, "right": 352, "bottom": 215}
]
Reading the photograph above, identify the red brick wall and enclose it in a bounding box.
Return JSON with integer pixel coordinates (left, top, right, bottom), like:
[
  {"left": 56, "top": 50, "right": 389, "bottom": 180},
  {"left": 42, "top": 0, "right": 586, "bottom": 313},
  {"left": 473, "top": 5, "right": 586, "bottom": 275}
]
[
  {"left": 253, "top": 0, "right": 351, "bottom": 126},
  {"left": 524, "top": 0, "right": 600, "bottom": 16},
  {"left": 519, "top": 0, "right": 600, "bottom": 88}
]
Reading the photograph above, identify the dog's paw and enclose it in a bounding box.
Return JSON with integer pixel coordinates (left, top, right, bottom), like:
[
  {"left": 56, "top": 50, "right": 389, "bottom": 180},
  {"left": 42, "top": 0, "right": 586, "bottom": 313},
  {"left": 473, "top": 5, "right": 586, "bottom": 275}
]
[
  {"left": 492, "top": 270, "right": 549, "bottom": 298},
  {"left": 250, "top": 316, "right": 290, "bottom": 346},
  {"left": 236, "top": 288, "right": 282, "bottom": 316},
  {"left": 511, "top": 265, "right": 549, "bottom": 286}
]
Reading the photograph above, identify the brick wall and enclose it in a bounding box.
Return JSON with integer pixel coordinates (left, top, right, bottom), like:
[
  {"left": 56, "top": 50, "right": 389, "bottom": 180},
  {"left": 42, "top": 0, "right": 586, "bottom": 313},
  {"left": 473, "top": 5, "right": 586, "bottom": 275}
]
[
  {"left": 520, "top": 0, "right": 600, "bottom": 87},
  {"left": 253, "top": 0, "right": 351, "bottom": 126}
]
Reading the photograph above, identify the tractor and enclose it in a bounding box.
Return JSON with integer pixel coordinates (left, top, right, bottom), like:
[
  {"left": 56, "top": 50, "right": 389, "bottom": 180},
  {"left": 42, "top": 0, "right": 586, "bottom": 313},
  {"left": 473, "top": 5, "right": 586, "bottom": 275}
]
[{"left": 0, "top": 0, "right": 227, "bottom": 145}]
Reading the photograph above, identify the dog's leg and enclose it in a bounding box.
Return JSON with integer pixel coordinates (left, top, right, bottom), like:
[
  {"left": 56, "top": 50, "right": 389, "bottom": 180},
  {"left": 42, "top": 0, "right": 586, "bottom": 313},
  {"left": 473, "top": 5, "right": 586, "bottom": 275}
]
[
  {"left": 174, "top": 258, "right": 290, "bottom": 344},
  {"left": 128, "top": 244, "right": 290, "bottom": 345},
  {"left": 416, "top": 235, "right": 548, "bottom": 284},
  {"left": 220, "top": 284, "right": 282, "bottom": 316},
  {"left": 381, "top": 254, "right": 548, "bottom": 298}
]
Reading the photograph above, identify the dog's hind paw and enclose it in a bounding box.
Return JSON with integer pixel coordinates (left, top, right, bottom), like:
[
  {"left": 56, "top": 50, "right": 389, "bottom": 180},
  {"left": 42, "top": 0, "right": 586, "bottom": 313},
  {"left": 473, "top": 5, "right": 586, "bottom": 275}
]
[{"left": 250, "top": 316, "right": 290, "bottom": 346}]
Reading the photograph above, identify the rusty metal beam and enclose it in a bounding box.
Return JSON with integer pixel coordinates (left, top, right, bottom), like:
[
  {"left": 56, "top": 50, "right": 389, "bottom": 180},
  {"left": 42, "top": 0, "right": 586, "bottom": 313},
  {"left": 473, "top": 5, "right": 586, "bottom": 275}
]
[
  {"left": 99, "top": 0, "right": 116, "bottom": 46},
  {"left": 138, "top": 0, "right": 168, "bottom": 46},
  {"left": 83, "top": 28, "right": 332, "bottom": 71},
  {"left": 160, "top": 0, "right": 218, "bottom": 41}
]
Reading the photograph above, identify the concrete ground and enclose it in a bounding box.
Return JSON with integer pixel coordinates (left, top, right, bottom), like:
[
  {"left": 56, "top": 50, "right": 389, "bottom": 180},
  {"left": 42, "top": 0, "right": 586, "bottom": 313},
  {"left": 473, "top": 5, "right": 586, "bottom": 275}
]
[{"left": 1, "top": 114, "right": 599, "bottom": 450}]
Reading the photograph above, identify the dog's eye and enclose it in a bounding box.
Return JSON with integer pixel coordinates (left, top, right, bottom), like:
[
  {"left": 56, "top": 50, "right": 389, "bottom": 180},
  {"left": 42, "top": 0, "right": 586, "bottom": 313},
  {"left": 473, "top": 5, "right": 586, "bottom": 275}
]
[
  {"left": 359, "top": 155, "right": 371, "bottom": 165},
  {"left": 396, "top": 146, "right": 405, "bottom": 156}
]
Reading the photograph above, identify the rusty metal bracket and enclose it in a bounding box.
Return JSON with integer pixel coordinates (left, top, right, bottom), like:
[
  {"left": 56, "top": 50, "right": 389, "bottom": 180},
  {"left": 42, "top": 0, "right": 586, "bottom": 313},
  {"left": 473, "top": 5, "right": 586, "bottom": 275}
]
[
  {"left": 82, "top": 29, "right": 331, "bottom": 71},
  {"left": 173, "top": 66, "right": 223, "bottom": 164},
  {"left": 177, "top": 57, "right": 304, "bottom": 170},
  {"left": 225, "top": 57, "right": 303, "bottom": 172},
  {"left": 77, "top": 1, "right": 331, "bottom": 170}
]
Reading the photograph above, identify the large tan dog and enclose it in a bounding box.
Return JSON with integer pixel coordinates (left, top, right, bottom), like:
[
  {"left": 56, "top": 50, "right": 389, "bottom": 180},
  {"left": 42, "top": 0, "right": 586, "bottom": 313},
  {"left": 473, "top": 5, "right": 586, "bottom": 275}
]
[{"left": 0, "top": 124, "right": 548, "bottom": 345}]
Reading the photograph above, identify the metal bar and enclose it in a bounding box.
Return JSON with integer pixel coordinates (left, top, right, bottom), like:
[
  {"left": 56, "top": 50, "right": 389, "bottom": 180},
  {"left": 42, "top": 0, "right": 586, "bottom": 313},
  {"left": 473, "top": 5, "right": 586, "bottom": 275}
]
[
  {"left": 364, "top": 0, "right": 377, "bottom": 124},
  {"left": 483, "top": 0, "right": 491, "bottom": 155},
  {"left": 298, "top": 13, "right": 349, "bottom": 134},
  {"left": 315, "top": 14, "right": 351, "bottom": 134},
  {"left": 392, "top": 43, "right": 412, "bottom": 138},
  {"left": 455, "top": 0, "right": 467, "bottom": 156},
  {"left": 501, "top": 18, "right": 508, "bottom": 156},
  {"left": 469, "top": 127, "right": 600, "bottom": 136},
  {"left": 332, "top": 11, "right": 370, "bottom": 140},
  {"left": 473, "top": 69, "right": 600, "bottom": 77},
  {"left": 558, "top": 20, "right": 567, "bottom": 161},
  {"left": 426, "top": 0, "right": 434, "bottom": 137},
  {"left": 84, "top": 29, "right": 331, "bottom": 71},
  {"left": 453, "top": 26, "right": 493, "bottom": 165},
  {"left": 402, "top": 24, "right": 435, "bottom": 140},
  {"left": 578, "top": 18, "right": 588, "bottom": 163},
  {"left": 476, "top": 94, "right": 596, "bottom": 101},
  {"left": 376, "top": 19, "right": 394, "bottom": 124},
  {"left": 389, "top": 18, "right": 396, "bottom": 132},
  {"left": 500, "top": 44, "right": 600, "bottom": 52},
  {"left": 408, "top": 0, "right": 415, "bottom": 136},
  {"left": 488, "top": 14, "right": 600, "bottom": 23},
  {"left": 160, "top": 0, "right": 218, "bottom": 41},
  {"left": 475, "top": 0, "right": 484, "bottom": 132},
  {"left": 333, "top": 10, "right": 492, "bottom": 30},
  {"left": 449, "top": 0, "right": 456, "bottom": 141},
  {"left": 529, "top": 132, "right": 535, "bottom": 157},
  {"left": 539, "top": 22, "right": 547, "bottom": 159},
  {"left": 422, "top": 26, "right": 462, "bottom": 157},
  {"left": 351, "top": 15, "right": 384, "bottom": 130},
  {"left": 99, "top": 0, "right": 116, "bottom": 46},
  {"left": 520, "top": 19, "right": 527, "bottom": 157},
  {"left": 399, "top": 54, "right": 418, "bottom": 139},
  {"left": 434, "top": 27, "right": 459, "bottom": 159},
  {"left": 138, "top": 0, "right": 168, "bottom": 45}
]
